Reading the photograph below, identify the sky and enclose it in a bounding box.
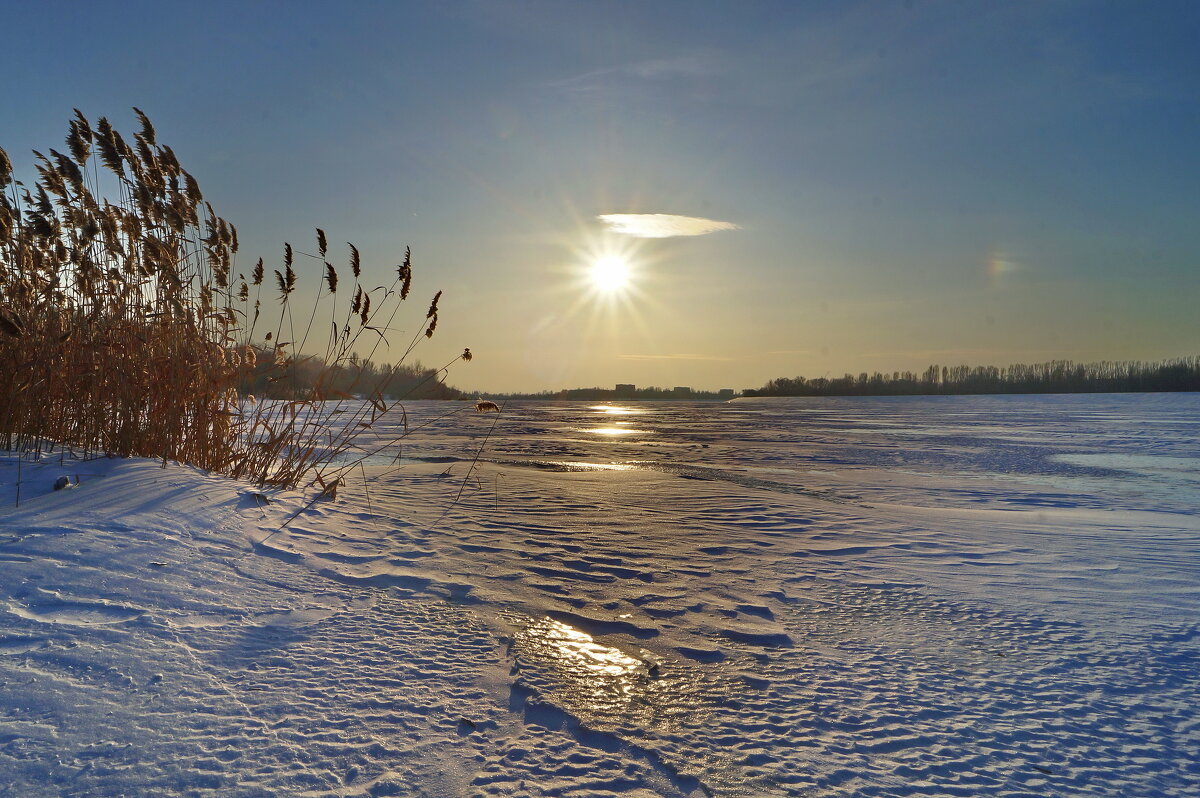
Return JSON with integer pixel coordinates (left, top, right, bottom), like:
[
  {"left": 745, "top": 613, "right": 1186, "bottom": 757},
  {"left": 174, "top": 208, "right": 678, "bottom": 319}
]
[{"left": 3, "top": 0, "right": 1198, "bottom": 393}]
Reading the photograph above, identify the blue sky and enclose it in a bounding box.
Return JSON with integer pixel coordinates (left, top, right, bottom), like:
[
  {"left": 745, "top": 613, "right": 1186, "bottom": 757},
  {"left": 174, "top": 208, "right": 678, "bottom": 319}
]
[{"left": 3, "top": 1, "right": 1198, "bottom": 391}]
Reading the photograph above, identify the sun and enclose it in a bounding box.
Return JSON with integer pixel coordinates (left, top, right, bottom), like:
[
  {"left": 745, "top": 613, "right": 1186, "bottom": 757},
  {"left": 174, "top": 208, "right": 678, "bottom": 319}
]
[{"left": 589, "top": 255, "right": 631, "bottom": 293}]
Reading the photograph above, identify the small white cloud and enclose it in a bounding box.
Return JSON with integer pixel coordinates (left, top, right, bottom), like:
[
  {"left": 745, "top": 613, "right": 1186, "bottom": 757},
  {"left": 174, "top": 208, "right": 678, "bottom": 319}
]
[{"left": 597, "top": 213, "right": 740, "bottom": 239}]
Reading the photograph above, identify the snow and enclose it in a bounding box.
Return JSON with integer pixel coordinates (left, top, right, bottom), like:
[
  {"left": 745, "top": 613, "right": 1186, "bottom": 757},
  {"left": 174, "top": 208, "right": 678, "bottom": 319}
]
[{"left": 0, "top": 394, "right": 1197, "bottom": 796}]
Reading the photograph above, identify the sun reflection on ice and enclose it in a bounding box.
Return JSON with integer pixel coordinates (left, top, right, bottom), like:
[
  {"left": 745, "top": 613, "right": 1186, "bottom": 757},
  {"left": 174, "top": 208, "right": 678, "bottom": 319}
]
[
  {"left": 507, "top": 613, "right": 726, "bottom": 738},
  {"left": 588, "top": 426, "right": 645, "bottom": 436},
  {"left": 520, "top": 617, "right": 643, "bottom": 676},
  {"left": 542, "top": 460, "right": 638, "bottom": 471},
  {"left": 589, "top": 405, "right": 640, "bottom": 415},
  {"left": 514, "top": 617, "right": 645, "bottom": 710}
]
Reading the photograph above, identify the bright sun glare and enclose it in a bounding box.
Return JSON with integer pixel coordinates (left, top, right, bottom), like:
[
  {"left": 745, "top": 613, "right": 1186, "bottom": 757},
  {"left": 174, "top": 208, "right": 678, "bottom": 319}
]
[{"left": 589, "top": 255, "right": 631, "bottom": 293}]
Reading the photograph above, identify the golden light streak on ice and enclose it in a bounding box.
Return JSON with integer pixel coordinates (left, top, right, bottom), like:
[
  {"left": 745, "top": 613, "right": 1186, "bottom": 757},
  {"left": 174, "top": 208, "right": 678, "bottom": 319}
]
[
  {"left": 514, "top": 617, "right": 648, "bottom": 713},
  {"left": 519, "top": 617, "right": 643, "bottom": 678},
  {"left": 542, "top": 460, "right": 638, "bottom": 471},
  {"left": 589, "top": 405, "right": 640, "bottom": 415}
]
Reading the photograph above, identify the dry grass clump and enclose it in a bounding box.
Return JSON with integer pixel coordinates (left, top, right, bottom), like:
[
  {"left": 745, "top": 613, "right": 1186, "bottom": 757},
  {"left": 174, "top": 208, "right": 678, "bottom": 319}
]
[{"left": 0, "top": 109, "right": 458, "bottom": 488}]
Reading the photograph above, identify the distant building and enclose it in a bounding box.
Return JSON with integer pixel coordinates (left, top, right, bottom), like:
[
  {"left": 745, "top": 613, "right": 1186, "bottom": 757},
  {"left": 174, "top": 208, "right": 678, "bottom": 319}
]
[
  {"left": 718, "top": 388, "right": 735, "bottom": 399},
  {"left": 673, "top": 386, "right": 692, "bottom": 398},
  {"left": 615, "top": 383, "right": 635, "bottom": 397}
]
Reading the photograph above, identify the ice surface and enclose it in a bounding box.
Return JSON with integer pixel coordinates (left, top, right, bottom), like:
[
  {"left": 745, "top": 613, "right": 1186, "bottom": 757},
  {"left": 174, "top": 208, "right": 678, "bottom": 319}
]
[{"left": 0, "top": 394, "right": 1197, "bottom": 796}]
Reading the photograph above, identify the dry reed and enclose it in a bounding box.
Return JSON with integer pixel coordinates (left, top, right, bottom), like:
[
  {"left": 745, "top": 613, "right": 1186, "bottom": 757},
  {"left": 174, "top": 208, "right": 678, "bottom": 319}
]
[{"left": 0, "top": 110, "right": 460, "bottom": 489}]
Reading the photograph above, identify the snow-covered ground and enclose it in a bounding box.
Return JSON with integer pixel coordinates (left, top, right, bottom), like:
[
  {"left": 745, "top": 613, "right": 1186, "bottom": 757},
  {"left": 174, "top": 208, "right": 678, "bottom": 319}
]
[{"left": 0, "top": 394, "right": 1197, "bottom": 796}]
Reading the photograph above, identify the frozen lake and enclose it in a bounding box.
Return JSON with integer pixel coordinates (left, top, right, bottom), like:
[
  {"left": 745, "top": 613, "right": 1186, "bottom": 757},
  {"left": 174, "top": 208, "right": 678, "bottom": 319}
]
[
  {"left": 341, "top": 393, "right": 1199, "bottom": 795},
  {"left": 383, "top": 393, "right": 1200, "bottom": 617},
  {"left": 1, "top": 393, "right": 1197, "bottom": 796}
]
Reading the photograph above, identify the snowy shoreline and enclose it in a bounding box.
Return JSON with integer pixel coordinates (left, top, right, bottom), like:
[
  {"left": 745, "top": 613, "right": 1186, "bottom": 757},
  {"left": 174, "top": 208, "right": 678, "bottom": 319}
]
[{"left": 1, "top": 395, "right": 1198, "bottom": 796}]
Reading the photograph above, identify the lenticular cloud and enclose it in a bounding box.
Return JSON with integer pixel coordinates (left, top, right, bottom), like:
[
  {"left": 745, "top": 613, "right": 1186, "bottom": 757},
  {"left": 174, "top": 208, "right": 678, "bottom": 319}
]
[{"left": 597, "top": 213, "right": 740, "bottom": 238}]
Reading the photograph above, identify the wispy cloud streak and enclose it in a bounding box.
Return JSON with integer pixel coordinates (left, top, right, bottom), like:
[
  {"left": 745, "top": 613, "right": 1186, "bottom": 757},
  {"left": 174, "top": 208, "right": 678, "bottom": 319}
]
[
  {"left": 619, "top": 353, "right": 734, "bottom": 362},
  {"left": 598, "top": 213, "right": 740, "bottom": 239},
  {"left": 550, "top": 55, "right": 722, "bottom": 92}
]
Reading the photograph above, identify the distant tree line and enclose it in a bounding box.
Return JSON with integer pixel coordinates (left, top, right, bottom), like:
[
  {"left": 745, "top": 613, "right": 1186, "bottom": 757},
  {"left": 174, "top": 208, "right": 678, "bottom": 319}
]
[
  {"left": 242, "top": 347, "right": 464, "bottom": 401},
  {"left": 490, "top": 386, "right": 734, "bottom": 401},
  {"left": 743, "top": 356, "right": 1200, "bottom": 397}
]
